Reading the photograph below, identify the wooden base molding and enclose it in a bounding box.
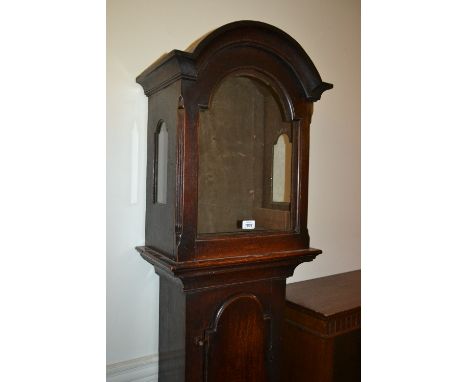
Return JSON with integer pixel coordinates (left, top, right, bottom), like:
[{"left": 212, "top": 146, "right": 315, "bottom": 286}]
[{"left": 106, "top": 354, "right": 158, "bottom": 382}]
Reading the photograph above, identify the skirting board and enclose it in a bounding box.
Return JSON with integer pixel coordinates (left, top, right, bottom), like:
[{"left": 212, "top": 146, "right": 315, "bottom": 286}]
[{"left": 107, "top": 354, "right": 158, "bottom": 382}]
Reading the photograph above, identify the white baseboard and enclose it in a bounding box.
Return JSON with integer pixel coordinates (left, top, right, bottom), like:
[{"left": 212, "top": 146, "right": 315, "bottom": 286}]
[{"left": 107, "top": 354, "right": 158, "bottom": 382}]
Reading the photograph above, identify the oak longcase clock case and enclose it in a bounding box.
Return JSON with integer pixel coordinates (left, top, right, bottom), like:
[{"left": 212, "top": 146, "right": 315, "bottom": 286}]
[{"left": 136, "top": 21, "right": 332, "bottom": 382}]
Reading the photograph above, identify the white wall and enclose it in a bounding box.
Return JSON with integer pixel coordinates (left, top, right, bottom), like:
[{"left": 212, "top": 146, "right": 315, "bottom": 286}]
[{"left": 107, "top": 0, "right": 360, "bottom": 365}]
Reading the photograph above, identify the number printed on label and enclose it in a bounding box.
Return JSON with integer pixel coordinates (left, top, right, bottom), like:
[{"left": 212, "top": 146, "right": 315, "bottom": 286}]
[{"left": 242, "top": 220, "right": 256, "bottom": 230}]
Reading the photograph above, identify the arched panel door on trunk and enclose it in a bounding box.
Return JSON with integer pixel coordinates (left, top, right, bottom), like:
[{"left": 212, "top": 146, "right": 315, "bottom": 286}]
[{"left": 204, "top": 294, "right": 268, "bottom": 382}]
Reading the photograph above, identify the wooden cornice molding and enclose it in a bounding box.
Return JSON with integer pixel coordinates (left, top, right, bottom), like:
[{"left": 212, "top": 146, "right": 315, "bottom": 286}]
[
  {"left": 136, "top": 20, "right": 332, "bottom": 101},
  {"left": 136, "top": 245, "right": 321, "bottom": 291}
]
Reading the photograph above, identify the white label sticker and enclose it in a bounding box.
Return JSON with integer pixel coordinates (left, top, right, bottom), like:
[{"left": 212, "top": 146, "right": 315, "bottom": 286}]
[{"left": 242, "top": 220, "right": 256, "bottom": 230}]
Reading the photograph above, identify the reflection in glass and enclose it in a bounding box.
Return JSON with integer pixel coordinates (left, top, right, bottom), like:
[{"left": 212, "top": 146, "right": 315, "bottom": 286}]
[
  {"left": 157, "top": 122, "right": 168, "bottom": 204},
  {"left": 272, "top": 134, "right": 292, "bottom": 203}
]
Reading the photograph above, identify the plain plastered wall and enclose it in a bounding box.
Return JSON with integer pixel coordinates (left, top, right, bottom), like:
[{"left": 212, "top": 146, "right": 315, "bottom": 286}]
[{"left": 107, "top": 0, "right": 360, "bottom": 364}]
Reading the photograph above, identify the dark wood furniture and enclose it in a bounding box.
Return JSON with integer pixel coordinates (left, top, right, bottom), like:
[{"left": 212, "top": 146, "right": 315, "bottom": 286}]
[
  {"left": 135, "top": 20, "right": 332, "bottom": 382},
  {"left": 281, "top": 270, "right": 361, "bottom": 382}
]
